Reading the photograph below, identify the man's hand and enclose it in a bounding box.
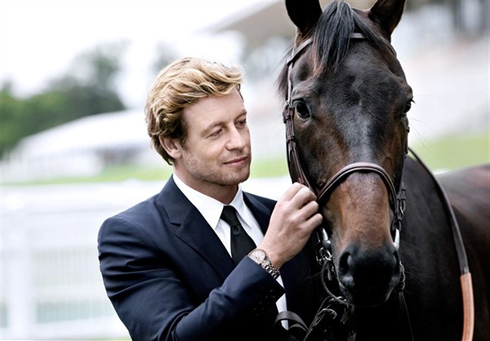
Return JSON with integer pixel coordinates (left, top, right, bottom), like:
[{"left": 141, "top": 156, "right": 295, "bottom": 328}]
[{"left": 258, "top": 183, "right": 323, "bottom": 269}]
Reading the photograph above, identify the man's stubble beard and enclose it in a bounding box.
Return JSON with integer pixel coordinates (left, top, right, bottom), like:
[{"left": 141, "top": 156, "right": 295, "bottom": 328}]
[{"left": 184, "top": 154, "right": 252, "bottom": 187}]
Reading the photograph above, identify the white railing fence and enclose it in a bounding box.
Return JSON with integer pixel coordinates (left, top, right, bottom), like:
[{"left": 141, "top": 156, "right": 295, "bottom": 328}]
[{"left": 1, "top": 181, "right": 165, "bottom": 340}]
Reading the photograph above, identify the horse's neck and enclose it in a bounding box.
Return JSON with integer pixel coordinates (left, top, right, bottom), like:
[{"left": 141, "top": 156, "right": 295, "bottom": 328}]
[{"left": 403, "top": 157, "right": 439, "bottom": 198}]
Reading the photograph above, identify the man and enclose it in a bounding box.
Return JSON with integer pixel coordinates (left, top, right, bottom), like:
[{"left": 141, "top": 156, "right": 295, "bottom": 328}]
[{"left": 98, "top": 57, "right": 322, "bottom": 340}]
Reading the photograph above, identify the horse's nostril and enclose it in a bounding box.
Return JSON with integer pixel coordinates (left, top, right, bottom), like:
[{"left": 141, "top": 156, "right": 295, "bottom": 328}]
[
  {"left": 339, "top": 251, "right": 350, "bottom": 273},
  {"left": 339, "top": 251, "right": 355, "bottom": 288}
]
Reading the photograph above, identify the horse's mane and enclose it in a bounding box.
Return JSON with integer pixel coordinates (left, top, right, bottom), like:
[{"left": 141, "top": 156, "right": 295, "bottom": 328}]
[{"left": 278, "top": 1, "right": 386, "bottom": 97}]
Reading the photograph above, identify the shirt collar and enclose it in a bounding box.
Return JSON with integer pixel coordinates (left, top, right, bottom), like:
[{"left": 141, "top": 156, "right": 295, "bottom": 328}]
[{"left": 173, "top": 174, "right": 248, "bottom": 230}]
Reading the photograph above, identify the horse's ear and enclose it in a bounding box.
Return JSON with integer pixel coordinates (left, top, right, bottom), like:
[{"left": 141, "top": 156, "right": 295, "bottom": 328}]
[
  {"left": 286, "top": 0, "right": 322, "bottom": 36},
  {"left": 369, "top": 0, "right": 406, "bottom": 38}
]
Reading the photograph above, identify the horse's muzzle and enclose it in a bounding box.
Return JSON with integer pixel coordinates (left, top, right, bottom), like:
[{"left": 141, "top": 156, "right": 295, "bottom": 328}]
[{"left": 337, "top": 243, "right": 401, "bottom": 307}]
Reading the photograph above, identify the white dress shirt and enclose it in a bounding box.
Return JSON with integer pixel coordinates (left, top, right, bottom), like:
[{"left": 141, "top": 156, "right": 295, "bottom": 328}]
[{"left": 173, "top": 174, "right": 288, "bottom": 318}]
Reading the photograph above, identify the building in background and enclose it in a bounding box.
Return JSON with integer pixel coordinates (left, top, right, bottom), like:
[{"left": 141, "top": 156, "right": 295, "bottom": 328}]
[{"left": 1, "top": 110, "right": 161, "bottom": 183}]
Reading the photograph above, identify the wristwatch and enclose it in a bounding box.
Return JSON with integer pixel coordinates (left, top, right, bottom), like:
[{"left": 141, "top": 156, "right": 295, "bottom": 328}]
[{"left": 248, "top": 249, "right": 280, "bottom": 279}]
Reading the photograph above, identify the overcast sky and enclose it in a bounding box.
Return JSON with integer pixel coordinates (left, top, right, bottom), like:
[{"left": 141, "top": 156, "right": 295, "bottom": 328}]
[{"left": 1, "top": 0, "right": 266, "bottom": 107}]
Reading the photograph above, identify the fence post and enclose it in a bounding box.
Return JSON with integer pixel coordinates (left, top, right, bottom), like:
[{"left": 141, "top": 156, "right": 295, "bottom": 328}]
[{"left": 5, "top": 212, "right": 35, "bottom": 338}]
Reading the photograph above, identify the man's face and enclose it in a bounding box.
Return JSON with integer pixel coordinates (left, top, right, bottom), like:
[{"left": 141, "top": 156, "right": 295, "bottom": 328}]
[{"left": 173, "top": 89, "right": 251, "bottom": 194}]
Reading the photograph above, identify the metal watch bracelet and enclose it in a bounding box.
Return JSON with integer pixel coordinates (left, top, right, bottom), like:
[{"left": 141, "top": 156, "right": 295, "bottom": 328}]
[
  {"left": 263, "top": 261, "right": 280, "bottom": 279},
  {"left": 248, "top": 249, "right": 280, "bottom": 279}
]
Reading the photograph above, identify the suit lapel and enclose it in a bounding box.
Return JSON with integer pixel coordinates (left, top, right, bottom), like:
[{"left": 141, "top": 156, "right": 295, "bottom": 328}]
[
  {"left": 158, "top": 177, "right": 235, "bottom": 280},
  {"left": 176, "top": 210, "right": 236, "bottom": 279}
]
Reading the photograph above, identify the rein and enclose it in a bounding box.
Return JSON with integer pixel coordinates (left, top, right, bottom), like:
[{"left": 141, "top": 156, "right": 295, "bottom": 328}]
[
  {"left": 408, "top": 149, "right": 474, "bottom": 341},
  {"left": 279, "top": 33, "right": 474, "bottom": 341}
]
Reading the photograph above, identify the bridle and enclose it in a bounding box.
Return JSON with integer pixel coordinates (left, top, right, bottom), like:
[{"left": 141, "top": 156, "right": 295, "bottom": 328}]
[
  {"left": 281, "top": 34, "right": 409, "bottom": 339},
  {"left": 279, "top": 33, "right": 474, "bottom": 341},
  {"left": 283, "top": 34, "right": 406, "bottom": 254}
]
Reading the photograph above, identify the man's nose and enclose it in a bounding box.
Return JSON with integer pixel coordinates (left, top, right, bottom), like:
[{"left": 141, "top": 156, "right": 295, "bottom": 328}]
[{"left": 226, "top": 127, "right": 247, "bottom": 150}]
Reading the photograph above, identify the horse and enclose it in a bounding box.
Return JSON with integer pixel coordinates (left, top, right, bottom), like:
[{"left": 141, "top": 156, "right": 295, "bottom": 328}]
[{"left": 277, "top": 0, "right": 490, "bottom": 340}]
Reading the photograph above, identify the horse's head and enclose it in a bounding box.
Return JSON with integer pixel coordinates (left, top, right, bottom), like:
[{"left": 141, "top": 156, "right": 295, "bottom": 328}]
[{"left": 279, "top": 0, "right": 412, "bottom": 307}]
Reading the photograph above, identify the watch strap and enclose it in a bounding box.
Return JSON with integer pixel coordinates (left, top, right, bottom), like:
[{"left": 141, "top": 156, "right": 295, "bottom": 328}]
[{"left": 248, "top": 249, "right": 280, "bottom": 279}]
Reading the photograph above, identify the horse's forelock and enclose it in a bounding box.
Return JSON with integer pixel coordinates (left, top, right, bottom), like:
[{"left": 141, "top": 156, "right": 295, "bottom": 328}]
[
  {"left": 312, "top": 1, "right": 388, "bottom": 74},
  {"left": 312, "top": 1, "right": 354, "bottom": 73},
  {"left": 277, "top": 0, "right": 387, "bottom": 97}
]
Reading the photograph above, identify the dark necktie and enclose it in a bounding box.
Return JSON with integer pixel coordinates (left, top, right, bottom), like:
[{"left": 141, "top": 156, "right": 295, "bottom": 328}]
[{"left": 220, "top": 206, "right": 256, "bottom": 264}]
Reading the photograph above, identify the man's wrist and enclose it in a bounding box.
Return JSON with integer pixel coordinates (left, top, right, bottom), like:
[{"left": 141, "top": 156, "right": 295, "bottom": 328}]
[{"left": 248, "top": 249, "right": 280, "bottom": 279}]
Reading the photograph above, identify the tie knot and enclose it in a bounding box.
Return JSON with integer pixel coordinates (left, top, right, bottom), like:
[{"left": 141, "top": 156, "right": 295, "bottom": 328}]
[{"left": 220, "top": 206, "right": 240, "bottom": 227}]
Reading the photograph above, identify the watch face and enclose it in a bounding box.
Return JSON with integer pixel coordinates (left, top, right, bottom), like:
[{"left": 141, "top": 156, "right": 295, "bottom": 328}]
[{"left": 251, "top": 249, "right": 266, "bottom": 263}]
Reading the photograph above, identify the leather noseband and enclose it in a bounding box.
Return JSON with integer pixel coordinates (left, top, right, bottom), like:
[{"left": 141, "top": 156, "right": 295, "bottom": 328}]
[{"left": 282, "top": 35, "right": 406, "bottom": 250}]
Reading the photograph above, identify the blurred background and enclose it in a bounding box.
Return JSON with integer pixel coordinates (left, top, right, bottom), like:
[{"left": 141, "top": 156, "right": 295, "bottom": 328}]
[{"left": 1, "top": 0, "right": 488, "bottom": 339}]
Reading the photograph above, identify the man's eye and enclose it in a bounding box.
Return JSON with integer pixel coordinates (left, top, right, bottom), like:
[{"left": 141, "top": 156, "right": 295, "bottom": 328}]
[{"left": 210, "top": 129, "right": 222, "bottom": 137}]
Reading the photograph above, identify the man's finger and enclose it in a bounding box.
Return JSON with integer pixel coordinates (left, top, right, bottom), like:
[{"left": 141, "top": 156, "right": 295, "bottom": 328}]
[
  {"left": 280, "top": 182, "right": 306, "bottom": 201},
  {"left": 289, "top": 186, "right": 317, "bottom": 208}
]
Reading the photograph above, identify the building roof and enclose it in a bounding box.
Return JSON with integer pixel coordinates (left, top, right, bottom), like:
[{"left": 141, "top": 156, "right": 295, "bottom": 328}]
[
  {"left": 209, "top": 0, "right": 376, "bottom": 49},
  {"left": 15, "top": 109, "right": 148, "bottom": 158}
]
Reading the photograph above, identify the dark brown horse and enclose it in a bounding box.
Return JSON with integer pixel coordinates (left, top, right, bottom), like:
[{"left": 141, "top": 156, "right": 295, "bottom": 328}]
[{"left": 278, "top": 0, "right": 490, "bottom": 340}]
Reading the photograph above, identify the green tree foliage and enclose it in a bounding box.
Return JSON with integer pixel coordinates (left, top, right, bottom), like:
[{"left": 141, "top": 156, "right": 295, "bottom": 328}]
[{"left": 0, "top": 42, "right": 127, "bottom": 157}]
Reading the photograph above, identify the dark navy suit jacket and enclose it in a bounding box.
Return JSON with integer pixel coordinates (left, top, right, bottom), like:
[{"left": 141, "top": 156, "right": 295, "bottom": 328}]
[{"left": 98, "top": 176, "right": 318, "bottom": 340}]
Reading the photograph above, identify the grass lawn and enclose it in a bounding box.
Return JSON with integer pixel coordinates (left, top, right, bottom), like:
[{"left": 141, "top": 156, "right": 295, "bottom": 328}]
[{"left": 409, "top": 132, "right": 489, "bottom": 171}]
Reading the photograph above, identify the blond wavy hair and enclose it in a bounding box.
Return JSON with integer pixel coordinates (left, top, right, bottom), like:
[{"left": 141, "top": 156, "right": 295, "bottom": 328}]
[{"left": 145, "top": 57, "right": 243, "bottom": 164}]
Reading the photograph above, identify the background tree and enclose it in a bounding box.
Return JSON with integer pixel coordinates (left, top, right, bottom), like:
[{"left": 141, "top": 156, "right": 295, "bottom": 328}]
[{"left": 0, "top": 41, "right": 127, "bottom": 157}]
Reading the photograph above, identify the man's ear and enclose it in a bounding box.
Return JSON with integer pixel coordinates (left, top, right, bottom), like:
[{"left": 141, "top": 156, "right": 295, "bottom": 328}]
[
  {"left": 159, "top": 136, "right": 182, "bottom": 160},
  {"left": 368, "top": 0, "right": 406, "bottom": 39}
]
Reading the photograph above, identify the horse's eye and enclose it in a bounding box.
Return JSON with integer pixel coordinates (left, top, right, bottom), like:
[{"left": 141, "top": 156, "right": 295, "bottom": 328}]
[
  {"left": 293, "top": 101, "right": 311, "bottom": 119},
  {"left": 403, "top": 99, "right": 414, "bottom": 115}
]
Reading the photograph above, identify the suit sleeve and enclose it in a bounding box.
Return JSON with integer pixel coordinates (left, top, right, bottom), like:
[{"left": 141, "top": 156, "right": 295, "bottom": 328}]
[{"left": 98, "top": 216, "right": 284, "bottom": 341}]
